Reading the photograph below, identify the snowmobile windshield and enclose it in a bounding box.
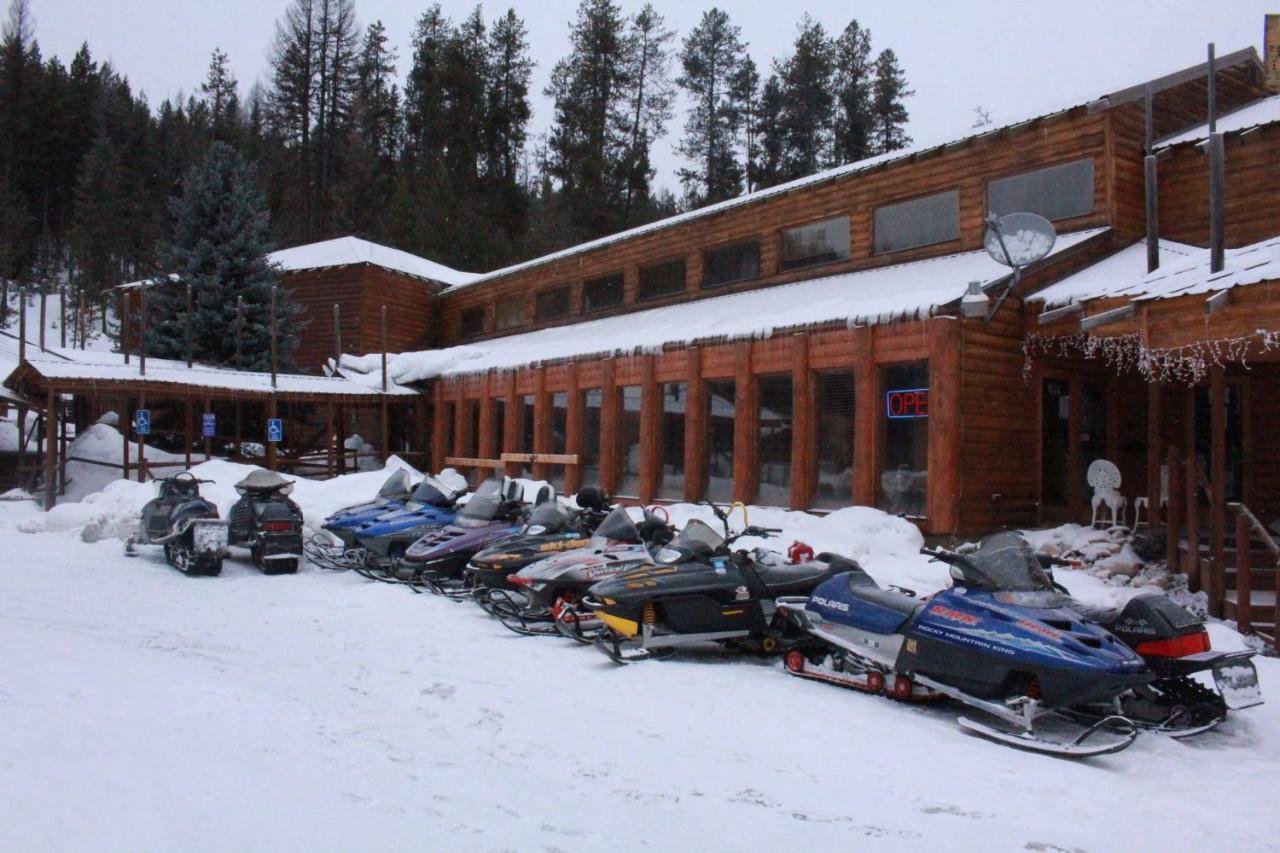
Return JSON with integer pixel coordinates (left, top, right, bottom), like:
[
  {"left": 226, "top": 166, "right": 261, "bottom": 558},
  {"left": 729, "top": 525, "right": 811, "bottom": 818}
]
[
  {"left": 377, "top": 470, "right": 413, "bottom": 500},
  {"left": 525, "top": 501, "right": 569, "bottom": 534},
  {"left": 407, "top": 476, "right": 455, "bottom": 509},
  {"left": 459, "top": 478, "right": 505, "bottom": 522},
  {"left": 589, "top": 506, "right": 643, "bottom": 547},
  {"left": 966, "top": 532, "right": 1056, "bottom": 593},
  {"left": 656, "top": 519, "right": 724, "bottom": 562}
]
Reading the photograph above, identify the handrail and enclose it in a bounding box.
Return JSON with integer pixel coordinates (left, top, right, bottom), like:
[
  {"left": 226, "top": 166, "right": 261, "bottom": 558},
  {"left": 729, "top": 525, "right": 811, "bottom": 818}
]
[{"left": 1227, "top": 502, "right": 1280, "bottom": 565}]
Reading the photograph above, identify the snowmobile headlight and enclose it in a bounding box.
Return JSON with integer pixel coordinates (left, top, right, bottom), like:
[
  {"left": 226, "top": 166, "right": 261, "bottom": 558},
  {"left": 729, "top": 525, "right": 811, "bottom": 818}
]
[
  {"left": 526, "top": 525, "right": 547, "bottom": 535},
  {"left": 483, "top": 553, "right": 521, "bottom": 562}
]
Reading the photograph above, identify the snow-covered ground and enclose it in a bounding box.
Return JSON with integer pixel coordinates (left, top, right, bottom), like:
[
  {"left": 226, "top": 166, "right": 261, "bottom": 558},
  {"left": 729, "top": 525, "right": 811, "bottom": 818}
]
[{"left": 2, "top": 461, "right": 1279, "bottom": 851}]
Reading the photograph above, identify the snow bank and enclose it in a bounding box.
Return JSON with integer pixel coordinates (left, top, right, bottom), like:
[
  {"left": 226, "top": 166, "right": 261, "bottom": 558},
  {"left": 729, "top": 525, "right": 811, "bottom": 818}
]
[{"left": 61, "top": 420, "right": 185, "bottom": 503}]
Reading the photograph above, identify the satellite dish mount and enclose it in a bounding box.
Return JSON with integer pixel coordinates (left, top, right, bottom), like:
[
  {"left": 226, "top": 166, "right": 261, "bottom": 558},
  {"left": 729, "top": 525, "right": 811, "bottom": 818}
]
[{"left": 981, "top": 212, "right": 1057, "bottom": 323}]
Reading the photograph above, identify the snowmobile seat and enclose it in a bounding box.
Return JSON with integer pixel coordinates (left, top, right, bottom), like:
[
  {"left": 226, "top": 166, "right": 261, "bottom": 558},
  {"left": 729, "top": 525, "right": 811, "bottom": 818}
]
[
  {"left": 752, "top": 560, "right": 838, "bottom": 597},
  {"left": 822, "top": 556, "right": 921, "bottom": 621}
]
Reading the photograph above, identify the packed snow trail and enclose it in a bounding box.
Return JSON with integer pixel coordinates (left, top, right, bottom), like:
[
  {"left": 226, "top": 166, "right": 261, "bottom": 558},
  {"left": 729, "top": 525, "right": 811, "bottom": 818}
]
[{"left": 1, "top": 476, "right": 1278, "bottom": 851}]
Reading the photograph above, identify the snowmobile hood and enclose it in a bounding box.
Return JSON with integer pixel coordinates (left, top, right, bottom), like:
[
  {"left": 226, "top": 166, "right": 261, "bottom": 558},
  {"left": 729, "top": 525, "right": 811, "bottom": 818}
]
[
  {"left": 469, "top": 531, "right": 594, "bottom": 571},
  {"left": 402, "top": 519, "right": 521, "bottom": 563},
  {"left": 588, "top": 557, "right": 748, "bottom": 607},
  {"left": 353, "top": 505, "right": 457, "bottom": 540},
  {"left": 515, "top": 542, "right": 653, "bottom": 583}
]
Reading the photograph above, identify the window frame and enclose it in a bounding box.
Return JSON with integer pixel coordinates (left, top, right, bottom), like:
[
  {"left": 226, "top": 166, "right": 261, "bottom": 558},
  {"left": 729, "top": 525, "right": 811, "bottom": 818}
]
[
  {"left": 534, "top": 284, "right": 572, "bottom": 322},
  {"left": 636, "top": 257, "right": 688, "bottom": 303},
  {"left": 582, "top": 271, "right": 625, "bottom": 313},
  {"left": 494, "top": 296, "right": 525, "bottom": 331},
  {"left": 458, "top": 305, "right": 486, "bottom": 338},
  {"left": 701, "top": 239, "right": 762, "bottom": 289},
  {"left": 985, "top": 158, "right": 1096, "bottom": 223},
  {"left": 872, "top": 189, "right": 961, "bottom": 256},
  {"left": 779, "top": 215, "right": 852, "bottom": 272}
]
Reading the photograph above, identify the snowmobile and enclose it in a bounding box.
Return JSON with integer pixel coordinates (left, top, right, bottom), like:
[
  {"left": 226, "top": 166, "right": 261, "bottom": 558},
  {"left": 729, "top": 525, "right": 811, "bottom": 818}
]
[
  {"left": 358, "top": 475, "right": 528, "bottom": 588},
  {"left": 465, "top": 485, "right": 612, "bottom": 596},
  {"left": 1041, "top": 559, "right": 1262, "bottom": 736},
  {"left": 126, "top": 471, "right": 228, "bottom": 576},
  {"left": 342, "top": 474, "right": 464, "bottom": 565},
  {"left": 304, "top": 469, "right": 421, "bottom": 569},
  {"left": 484, "top": 503, "right": 675, "bottom": 639},
  {"left": 228, "top": 469, "right": 306, "bottom": 574},
  {"left": 584, "top": 503, "right": 837, "bottom": 660},
  {"left": 775, "top": 531, "right": 1153, "bottom": 757}
]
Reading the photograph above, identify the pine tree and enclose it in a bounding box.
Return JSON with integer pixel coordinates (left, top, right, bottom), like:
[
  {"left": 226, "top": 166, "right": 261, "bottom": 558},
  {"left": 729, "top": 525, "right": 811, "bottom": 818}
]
[
  {"left": 441, "top": 6, "right": 488, "bottom": 189},
  {"left": 200, "top": 48, "right": 240, "bottom": 144},
  {"left": 831, "top": 19, "right": 873, "bottom": 165},
  {"left": 403, "top": 5, "right": 451, "bottom": 176},
  {"left": 268, "top": 0, "right": 317, "bottom": 237},
  {"left": 485, "top": 9, "right": 532, "bottom": 185},
  {"left": 147, "top": 142, "right": 301, "bottom": 371},
  {"left": 352, "top": 20, "right": 400, "bottom": 166},
  {"left": 676, "top": 7, "right": 748, "bottom": 207},
  {"left": 544, "top": 0, "right": 630, "bottom": 237},
  {"left": 313, "top": 0, "right": 357, "bottom": 233},
  {"left": 776, "top": 15, "right": 835, "bottom": 181},
  {"left": 871, "top": 48, "right": 912, "bottom": 153},
  {"left": 749, "top": 73, "right": 785, "bottom": 190},
  {"left": 617, "top": 3, "right": 674, "bottom": 216},
  {"left": 731, "top": 55, "right": 759, "bottom": 192}
]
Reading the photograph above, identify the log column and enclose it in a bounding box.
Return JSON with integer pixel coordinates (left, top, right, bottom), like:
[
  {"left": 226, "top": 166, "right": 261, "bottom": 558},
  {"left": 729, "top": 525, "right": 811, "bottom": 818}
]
[
  {"left": 431, "top": 381, "right": 446, "bottom": 473},
  {"left": 532, "top": 366, "right": 549, "bottom": 481},
  {"left": 565, "top": 363, "right": 583, "bottom": 494},
  {"left": 790, "top": 333, "right": 814, "bottom": 511},
  {"left": 1184, "top": 388, "right": 1199, "bottom": 586},
  {"left": 638, "top": 355, "right": 659, "bottom": 503},
  {"left": 43, "top": 389, "right": 56, "bottom": 509},
  {"left": 853, "top": 327, "right": 876, "bottom": 507},
  {"left": 1147, "top": 381, "right": 1163, "bottom": 524},
  {"left": 1209, "top": 366, "right": 1227, "bottom": 616},
  {"left": 683, "top": 348, "right": 705, "bottom": 503},
  {"left": 600, "top": 359, "right": 618, "bottom": 496},
  {"left": 927, "top": 319, "right": 962, "bottom": 533},
  {"left": 503, "top": 371, "right": 519, "bottom": 478},
  {"left": 732, "top": 341, "right": 756, "bottom": 505}
]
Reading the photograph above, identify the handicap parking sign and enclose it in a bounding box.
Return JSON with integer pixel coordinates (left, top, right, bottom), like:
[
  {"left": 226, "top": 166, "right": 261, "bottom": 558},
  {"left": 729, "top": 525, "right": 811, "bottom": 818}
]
[
  {"left": 267, "top": 418, "right": 283, "bottom": 443},
  {"left": 201, "top": 412, "right": 216, "bottom": 438},
  {"left": 135, "top": 409, "right": 151, "bottom": 436}
]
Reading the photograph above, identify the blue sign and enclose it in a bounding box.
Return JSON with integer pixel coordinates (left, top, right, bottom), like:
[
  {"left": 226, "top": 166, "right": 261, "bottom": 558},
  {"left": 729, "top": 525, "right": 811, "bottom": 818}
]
[
  {"left": 885, "top": 388, "right": 929, "bottom": 420},
  {"left": 202, "top": 412, "right": 216, "bottom": 438},
  {"left": 267, "top": 418, "right": 283, "bottom": 443},
  {"left": 135, "top": 409, "right": 151, "bottom": 435}
]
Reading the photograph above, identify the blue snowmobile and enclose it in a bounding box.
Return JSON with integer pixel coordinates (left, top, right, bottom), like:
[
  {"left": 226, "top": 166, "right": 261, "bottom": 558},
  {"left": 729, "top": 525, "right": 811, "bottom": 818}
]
[
  {"left": 348, "top": 474, "right": 466, "bottom": 564},
  {"left": 776, "top": 531, "right": 1153, "bottom": 757},
  {"left": 319, "top": 469, "right": 417, "bottom": 547}
]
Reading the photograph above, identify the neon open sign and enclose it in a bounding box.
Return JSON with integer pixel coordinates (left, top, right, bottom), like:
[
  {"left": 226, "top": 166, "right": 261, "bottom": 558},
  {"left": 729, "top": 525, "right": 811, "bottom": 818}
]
[{"left": 886, "top": 388, "right": 929, "bottom": 419}]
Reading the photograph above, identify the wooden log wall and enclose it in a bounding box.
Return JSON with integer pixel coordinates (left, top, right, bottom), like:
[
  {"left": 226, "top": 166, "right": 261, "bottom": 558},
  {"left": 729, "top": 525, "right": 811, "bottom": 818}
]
[{"left": 428, "top": 316, "right": 977, "bottom": 535}]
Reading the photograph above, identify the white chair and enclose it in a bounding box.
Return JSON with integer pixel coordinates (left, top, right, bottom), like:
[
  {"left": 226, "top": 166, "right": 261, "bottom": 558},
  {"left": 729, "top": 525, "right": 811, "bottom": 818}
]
[{"left": 1088, "top": 459, "right": 1126, "bottom": 528}]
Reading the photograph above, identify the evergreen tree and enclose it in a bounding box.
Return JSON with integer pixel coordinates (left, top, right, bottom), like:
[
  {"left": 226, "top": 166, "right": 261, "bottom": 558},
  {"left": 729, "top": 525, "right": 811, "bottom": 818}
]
[
  {"left": 403, "top": 5, "right": 451, "bottom": 176},
  {"left": 200, "top": 48, "right": 240, "bottom": 144},
  {"left": 267, "top": 0, "right": 317, "bottom": 238},
  {"left": 676, "top": 7, "right": 747, "bottom": 207},
  {"left": 485, "top": 9, "right": 532, "bottom": 185},
  {"left": 441, "top": 6, "right": 488, "bottom": 188},
  {"left": 313, "top": 0, "right": 357, "bottom": 233},
  {"left": 776, "top": 15, "right": 834, "bottom": 181},
  {"left": 352, "top": 20, "right": 400, "bottom": 167},
  {"left": 147, "top": 142, "right": 300, "bottom": 371},
  {"left": 831, "top": 19, "right": 873, "bottom": 165},
  {"left": 871, "top": 48, "right": 912, "bottom": 153},
  {"left": 617, "top": 3, "right": 674, "bottom": 217},
  {"left": 731, "top": 54, "right": 759, "bottom": 192},
  {"left": 544, "top": 0, "right": 630, "bottom": 237},
  {"left": 749, "top": 73, "right": 785, "bottom": 190}
]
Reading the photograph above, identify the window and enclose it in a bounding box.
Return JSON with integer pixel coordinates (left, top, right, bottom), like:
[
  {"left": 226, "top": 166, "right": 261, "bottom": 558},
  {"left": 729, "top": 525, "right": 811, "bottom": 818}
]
[
  {"left": 814, "top": 370, "right": 855, "bottom": 509},
  {"left": 781, "top": 216, "right": 850, "bottom": 270},
  {"left": 658, "top": 381, "right": 687, "bottom": 500},
  {"left": 459, "top": 306, "right": 485, "bottom": 338},
  {"left": 550, "top": 391, "right": 569, "bottom": 491},
  {"left": 873, "top": 191, "right": 960, "bottom": 255},
  {"left": 441, "top": 401, "right": 456, "bottom": 462},
  {"left": 492, "top": 398, "right": 506, "bottom": 457},
  {"left": 583, "top": 273, "right": 624, "bottom": 312},
  {"left": 617, "top": 385, "right": 643, "bottom": 496},
  {"left": 757, "top": 374, "right": 793, "bottom": 504},
  {"left": 464, "top": 400, "right": 482, "bottom": 485},
  {"left": 535, "top": 285, "right": 571, "bottom": 321},
  {"left": 987, "top": 159, "right": 1095, "bottom": 222},
  {"left": 1041, "top": 378, "right": 1070, "bottom": 506},
  {"left": 581, "top": 389, "right": 602, "bottom": 487},
  {"left": 637, "top": 258, "right": 687, "bottom": 302},
  {"left": 518, "top": 393, "right": 536, "bottom": 478},
  {"left": 879, "top": 362, "right": 929, "bottom": 517},
  {"left": 705, "top": 378, "right": 736, "bottom": 502},
  {"left": 703, "top": 240, "right": 760, "bottom": 289},
  {"left": 495, "top": 296, "right": 524, "bottom": 330}
]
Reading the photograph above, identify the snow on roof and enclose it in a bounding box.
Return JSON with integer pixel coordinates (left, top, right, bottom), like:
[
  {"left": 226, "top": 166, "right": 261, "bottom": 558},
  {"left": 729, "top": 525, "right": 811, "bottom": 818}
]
[
  {"left": 340, "top": 228, "right": 1108, "bottom": 383},
  {"left": 445, "top": 48, "right": 1257, "bottom": 292},
  {"left": 10, "top": 345, "right": 416, "bottom": 398},
  {"left": 1155, "top": 93, "right": 1280, "bottom": 150},
  {"left": 1029, "top": 238, "right": 1202, "bottom": 307},
  {"left": 268, "top": 236, "right": 481, "bottom": 287},
  {"left": 1031, "top": 234, "right": 1280, "bottom": 309}
]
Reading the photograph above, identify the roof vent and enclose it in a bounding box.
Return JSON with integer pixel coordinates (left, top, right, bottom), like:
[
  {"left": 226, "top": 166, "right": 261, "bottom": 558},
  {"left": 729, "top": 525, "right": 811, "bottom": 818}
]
[{"left": 961, "top": 281, "right": 989, "bottom": 318}]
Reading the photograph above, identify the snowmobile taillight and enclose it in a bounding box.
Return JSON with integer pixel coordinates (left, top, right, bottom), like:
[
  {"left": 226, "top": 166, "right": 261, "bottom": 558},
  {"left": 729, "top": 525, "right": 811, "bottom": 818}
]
[
  {"left": 1136, "top": 631, "right": 1210, "bottom": 658},
  {"left": 508, "top": 574, "right": 534, "bottom": 587},
  {"left": 262, "top": 520, "right": 296, "bottom": 533}
]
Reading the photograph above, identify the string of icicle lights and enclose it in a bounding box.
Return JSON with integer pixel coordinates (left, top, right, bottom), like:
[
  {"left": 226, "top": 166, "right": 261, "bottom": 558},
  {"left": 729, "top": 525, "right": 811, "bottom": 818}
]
[{"left": 1022, "top": 328, "right": 1280, "bottom": 384}]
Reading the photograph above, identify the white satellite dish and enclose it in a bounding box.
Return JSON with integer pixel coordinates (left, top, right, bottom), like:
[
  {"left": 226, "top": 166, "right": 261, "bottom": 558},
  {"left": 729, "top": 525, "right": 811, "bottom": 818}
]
[{"left": 984, "top": 212, "right": 1057, "bottom": 269}]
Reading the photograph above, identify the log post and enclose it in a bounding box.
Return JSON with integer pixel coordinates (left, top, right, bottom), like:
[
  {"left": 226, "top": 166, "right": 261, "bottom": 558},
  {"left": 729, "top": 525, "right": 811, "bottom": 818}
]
[
  {"left": 1235, "top": 510, "right": 1252, "bottom": 634},
  {"left": 43, "top": 388, "right": 56, "bottom": 509},
  {"left": 927, "top": 319, "right": 962, "bottom": 533},
  {"left": 58, "top": 402, "right": 67, "bottom": 496},
  {"left": 853, "top": 327, "right": 876, "bottom": 507},
  {"left": 333, "top": 303, "right": 341, "bottom": 371},
  {"left": 532, "top": 366, "right": 549, "bottom": 482},
  {"left": 684, "top": 348, "right": 705, "bottom": 503},
  {"left": 121, "top": 397, "right": 131, "bottom": 481},
  {"left": 732, "top": 341, "right": 755, "bottom": 505},
  {"left": 599, "top": 359, "right": 618, "bottom": 496},
  {"left": 184, "top": 398, "right": 193, "bottom": 469},
  {"left": 121, "top": 290, "right": 130, "bottom": 365},
  {"left": 266, "top": 396, "right": 278, "bottom": 471},
  {"left": 790, "top": 333, "right": 813, "bottom": 511},
  {"left": 136, "top": 392, "right": 146, "bottom": 483},
  {"left": 38, "top": 289, "right": 46, "bottom": 351},
  {"left": 204, "top": 395, "right": 213, "bottom": 461},
  {"left": 336, "top": 404, "right": 348, "bottom": 475},
  {"left": 326, "top": 402, "right": 336, "bottom": 478},
  {"left": 1209, "top": 366, "right": 1227, "bottom": 616},
  {"left": 564, "top": 364, "right": 582, "bottom": 494},
  {"left": 59, "top": 284, "right": 66, "bottom": 348},
  {"left": 502, "top": 372, "right": 519, "bottom": 478},
  {"left": 431, "top": 382, "right": 446, "bottom": 474},
  {"left": 270, "top": 287, "right": 278, "bottom": 389},
  {"left": 15, "top": 402, "right": 26, "bottom": 483},
  {"left": 638, "top": 355, "right": 658, "bottom": 503},
  {"left": 1185, "top": 389, "right": 1199, "bottom": 588},
  {"left": 1147, "top": 381, "right": 1163, "bottom": 524},
  {"left": 138, "top": 284, "right": 146, "bottom": 377},
  {"left": 1166, "top": 445, "right": 1182, "bottom": 571}
]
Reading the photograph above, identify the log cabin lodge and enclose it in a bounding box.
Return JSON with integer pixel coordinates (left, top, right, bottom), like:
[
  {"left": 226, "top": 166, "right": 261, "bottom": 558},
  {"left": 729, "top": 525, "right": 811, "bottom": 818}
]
[{"left": 9, "top": 39, "right": 1280, "bottom": 634}]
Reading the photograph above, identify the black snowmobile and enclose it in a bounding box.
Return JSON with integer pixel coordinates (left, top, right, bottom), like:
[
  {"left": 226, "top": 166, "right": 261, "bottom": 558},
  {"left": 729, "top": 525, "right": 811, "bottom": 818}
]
[
  {"left": 1040, "top": 558, "right": 1263, "bottom": 736},
  {"left": 484, "top": 503, "right": 676, "bottom": 639},
  {"left": 228, "top": 470, "right": 305, "bottom": 574},
  {"left": 465, "top": 485, "right": 613, "bottom": 597},
  {"left": 126, "top": 471, "right": 228, "bottom": 576},
  {"left": 585, "top": 503, "right": 838, "bottom": 662}
]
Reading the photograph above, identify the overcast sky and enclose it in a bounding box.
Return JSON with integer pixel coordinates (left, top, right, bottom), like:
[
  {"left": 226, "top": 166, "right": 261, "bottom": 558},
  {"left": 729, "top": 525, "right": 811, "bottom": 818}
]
[{"left": 22, "top": 0, "right": 1277, "bottom": 193}]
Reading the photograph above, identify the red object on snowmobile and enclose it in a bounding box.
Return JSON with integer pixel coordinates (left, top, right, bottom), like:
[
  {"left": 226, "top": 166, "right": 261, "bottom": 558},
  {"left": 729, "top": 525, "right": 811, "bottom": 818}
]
[
  {"left": 1136, "top": 631, "right": 1211, "bottom": 658},
  {"left": 788, "top": 541, "right": 815, "bottom": 564}
]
